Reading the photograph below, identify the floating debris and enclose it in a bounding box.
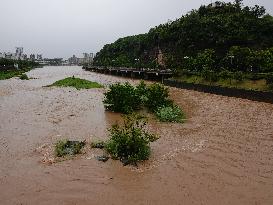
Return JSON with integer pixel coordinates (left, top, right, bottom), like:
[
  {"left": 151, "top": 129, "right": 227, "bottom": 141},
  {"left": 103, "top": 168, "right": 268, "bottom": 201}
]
[{"left": 95, "top": 155, "right": 109, "bottom": 162}]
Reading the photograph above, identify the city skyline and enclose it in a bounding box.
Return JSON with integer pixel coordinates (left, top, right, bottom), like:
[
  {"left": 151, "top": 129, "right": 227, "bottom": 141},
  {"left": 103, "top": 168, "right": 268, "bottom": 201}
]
[{"left": 1, "top": 0, "right": 272, "bottom": 59}]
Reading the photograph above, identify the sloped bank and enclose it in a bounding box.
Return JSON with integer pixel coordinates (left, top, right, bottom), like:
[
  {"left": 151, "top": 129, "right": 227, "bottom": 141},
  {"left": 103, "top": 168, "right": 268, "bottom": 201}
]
[{"left": 164, "top": 79, "right": 273, "bottom": 104}]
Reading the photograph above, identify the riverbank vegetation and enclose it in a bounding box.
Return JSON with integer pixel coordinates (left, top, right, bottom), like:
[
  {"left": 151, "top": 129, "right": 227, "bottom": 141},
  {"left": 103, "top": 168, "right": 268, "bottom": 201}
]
[
  {"left": 93, "top": 0, "right": 273, "bottom": 91},
  {"left": 172, "top": 70, "right": 273, "bottom": 92},
  {"left": 0, "top": 58, "right": 39, "bottom": 80},
  {"left": 104, "top": 81, "right": 185, "bottom": 122},
  {"left": 48, "top": 77, "right": 103, "bottom": 90},
  {"left": 19, "top": 73, "right": 29, "bottom": 80}
]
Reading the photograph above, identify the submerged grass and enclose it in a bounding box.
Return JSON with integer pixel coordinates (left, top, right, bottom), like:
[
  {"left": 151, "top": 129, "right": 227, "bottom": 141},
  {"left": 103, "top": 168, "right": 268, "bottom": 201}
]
[
  {"left": 55, "top": 139, "right": 86, "bottom": 157},
  {"left": 156, "top": 105, "right": 185, "bottom": 123},
  {"left": 0, "top": 68, "right": 32, "bottom": 80},
  {"left": 19, "top": 73, "right": 29, "bottom": 80},
  {"left": 49, "top": 77, "right": 103, "bottom": 90}
]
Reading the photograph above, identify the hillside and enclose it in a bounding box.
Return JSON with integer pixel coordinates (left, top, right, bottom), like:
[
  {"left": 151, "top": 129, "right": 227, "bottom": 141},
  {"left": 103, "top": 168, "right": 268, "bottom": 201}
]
[{"left": 94, "top": 0, "right": 273, "bottom": 73}]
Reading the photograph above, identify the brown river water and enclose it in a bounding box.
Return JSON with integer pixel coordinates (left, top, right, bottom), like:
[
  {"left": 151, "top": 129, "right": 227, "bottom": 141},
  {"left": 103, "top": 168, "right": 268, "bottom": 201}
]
[{"left": 0, "top": 66, "right": 273, "bottom": 205}]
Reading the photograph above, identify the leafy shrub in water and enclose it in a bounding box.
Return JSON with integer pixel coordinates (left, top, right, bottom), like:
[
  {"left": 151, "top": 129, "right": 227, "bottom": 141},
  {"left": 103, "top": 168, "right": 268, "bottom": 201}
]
[
  {"left": 156, "top": 105, "right": 185, "bottom": 123},
  {"left": 145, "top": 83, "right": 172, "bottom": 112},
  {"left": 55, "top": 140, "right": 86, "bottom": 157},
  {"left": 103, "top": 81, "right": 185, "bottom": 123},
  {"left": 135, "top": 80, "right": 148, "bottom": 104},
  {"left": 19, "top": 73, "right": 29, "bottom": 80},
  {"left": 103, "top": 82, "right": 141, "bottom": 114},
  {"left": 105, "top": 114, "right": 158, "bottom": 165}
]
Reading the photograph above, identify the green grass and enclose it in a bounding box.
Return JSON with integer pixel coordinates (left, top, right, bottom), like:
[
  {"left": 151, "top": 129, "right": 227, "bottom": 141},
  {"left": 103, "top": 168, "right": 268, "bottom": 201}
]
[
  {"left": 173, "top": 75, "right": 271, "bottom": 92},
  {"left": 156, "top": 105, "right": 185, "bottom": 123},
  {"left": 48, "top": 77, "right": 103, "bottom": 90},
  {"left": 0, "top": 68, "right": 31, "bottom": 80},
  {"left": 55, "top": 140, "right": 86, "bottom": 157}
]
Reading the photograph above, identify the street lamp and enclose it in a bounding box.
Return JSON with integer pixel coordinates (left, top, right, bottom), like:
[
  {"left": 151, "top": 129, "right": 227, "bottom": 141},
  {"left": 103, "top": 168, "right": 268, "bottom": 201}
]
[
  {"left": 183, "top": 56, "right": 190, "bottom": 70},
  {"left": 229, "top": 55, "right": 234, "bottom": 65},
  {"left": 135, "top": 58, "right": 139, "bottom": 69}
]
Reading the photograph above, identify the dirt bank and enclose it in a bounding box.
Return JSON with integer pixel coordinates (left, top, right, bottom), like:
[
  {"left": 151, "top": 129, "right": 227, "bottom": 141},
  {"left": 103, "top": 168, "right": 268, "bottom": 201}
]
[{"left": 0, "top": 66, "right": 273, "bottom": 205}]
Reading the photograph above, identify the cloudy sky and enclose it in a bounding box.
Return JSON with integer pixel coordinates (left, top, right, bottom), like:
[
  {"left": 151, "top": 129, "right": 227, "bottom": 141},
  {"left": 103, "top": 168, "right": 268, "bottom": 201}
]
[{"left": 1, "top": 0, "right": 272, "bottom": 59}]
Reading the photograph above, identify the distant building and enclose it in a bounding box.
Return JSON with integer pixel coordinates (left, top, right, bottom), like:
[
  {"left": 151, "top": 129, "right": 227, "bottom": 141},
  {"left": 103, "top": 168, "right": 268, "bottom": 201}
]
[
  {"left": 15, "top": 47, "right": 24, "bottom": 60},
  {"left": 0, "top": 52, "right": 4, "bottom": 58},
  {"left": 68, "top": 55, "right": 79, "bottom": 65},
  {"left": 5, "top": 52, "right": 16, "bottom": 60},
  {"left": 81, "top": 53, "right": 94, "bottom": 65}
]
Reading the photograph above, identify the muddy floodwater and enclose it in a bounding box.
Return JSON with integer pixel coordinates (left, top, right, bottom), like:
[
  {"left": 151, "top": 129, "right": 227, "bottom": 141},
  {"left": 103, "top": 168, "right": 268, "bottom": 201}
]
[{"left": 0, "top": 66, "right": 273, "bottom": 205}]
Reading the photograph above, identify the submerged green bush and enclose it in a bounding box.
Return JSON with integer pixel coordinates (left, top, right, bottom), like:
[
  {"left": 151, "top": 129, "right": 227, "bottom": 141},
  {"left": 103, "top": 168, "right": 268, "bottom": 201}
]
[
  {"left": 103, "top": 82, "right": 142, "bottom": 114},
  {"left": 103, "top": 81, "right": 185, "bottom": 123},
  {"left": 135, "top": 80, "right": 149, "bottom": 104},
  {"left": 104, "top": 81, "right": 172, "bottom": 114},
  {"left": 19, "top": 73, "right": 29, "bottom": 80},
  {"left": 156, "top": 105, "right": 185, "bottom": 123},
  {"left": 145, "top": 83, "right": 172, "bottom": 112},
  {"left": 105, "top": 114, "right": 158, "bottom": 165},
  {"left": 55, "top": 140, "right": 86, "bottom": 157}
]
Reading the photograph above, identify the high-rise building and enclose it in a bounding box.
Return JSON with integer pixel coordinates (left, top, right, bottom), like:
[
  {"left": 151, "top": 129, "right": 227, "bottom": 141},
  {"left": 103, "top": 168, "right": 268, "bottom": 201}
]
[
  {"left": 15, "top": 47, "right": 24, "bottom": 60},
  {"left": 68, "top": 55, "right": 79, "bottom": 65},
  {"left": 81, "top": 53, "right": 94, "bottom": 65}
]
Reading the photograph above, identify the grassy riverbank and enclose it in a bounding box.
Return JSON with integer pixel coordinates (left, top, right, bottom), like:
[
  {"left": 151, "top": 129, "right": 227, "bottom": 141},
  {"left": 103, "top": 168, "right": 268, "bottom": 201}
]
[
  {"left": 0, "top": 59, "right": 40, "bottom": 80},
  {"left": 172, "top": 75, "right": 272, "bottom": 92}
]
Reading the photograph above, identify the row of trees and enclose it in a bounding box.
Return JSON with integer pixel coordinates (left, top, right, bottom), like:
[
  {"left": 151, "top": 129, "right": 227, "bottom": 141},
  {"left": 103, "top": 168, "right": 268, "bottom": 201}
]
[
  {"left": 0, "top": 58, "right": 39, "bottom": 70},
  {"left": 94, "top": 0, "right": 273, "bottom": 73},
  {"left": 183, "top": 46, "right": 273, "bottom": 73}
]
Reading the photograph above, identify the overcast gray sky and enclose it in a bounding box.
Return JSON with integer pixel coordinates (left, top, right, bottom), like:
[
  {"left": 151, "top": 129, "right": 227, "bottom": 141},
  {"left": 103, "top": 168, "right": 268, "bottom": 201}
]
[{"left": 1, "top": 0, "right": 272, "bottom": 59}]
